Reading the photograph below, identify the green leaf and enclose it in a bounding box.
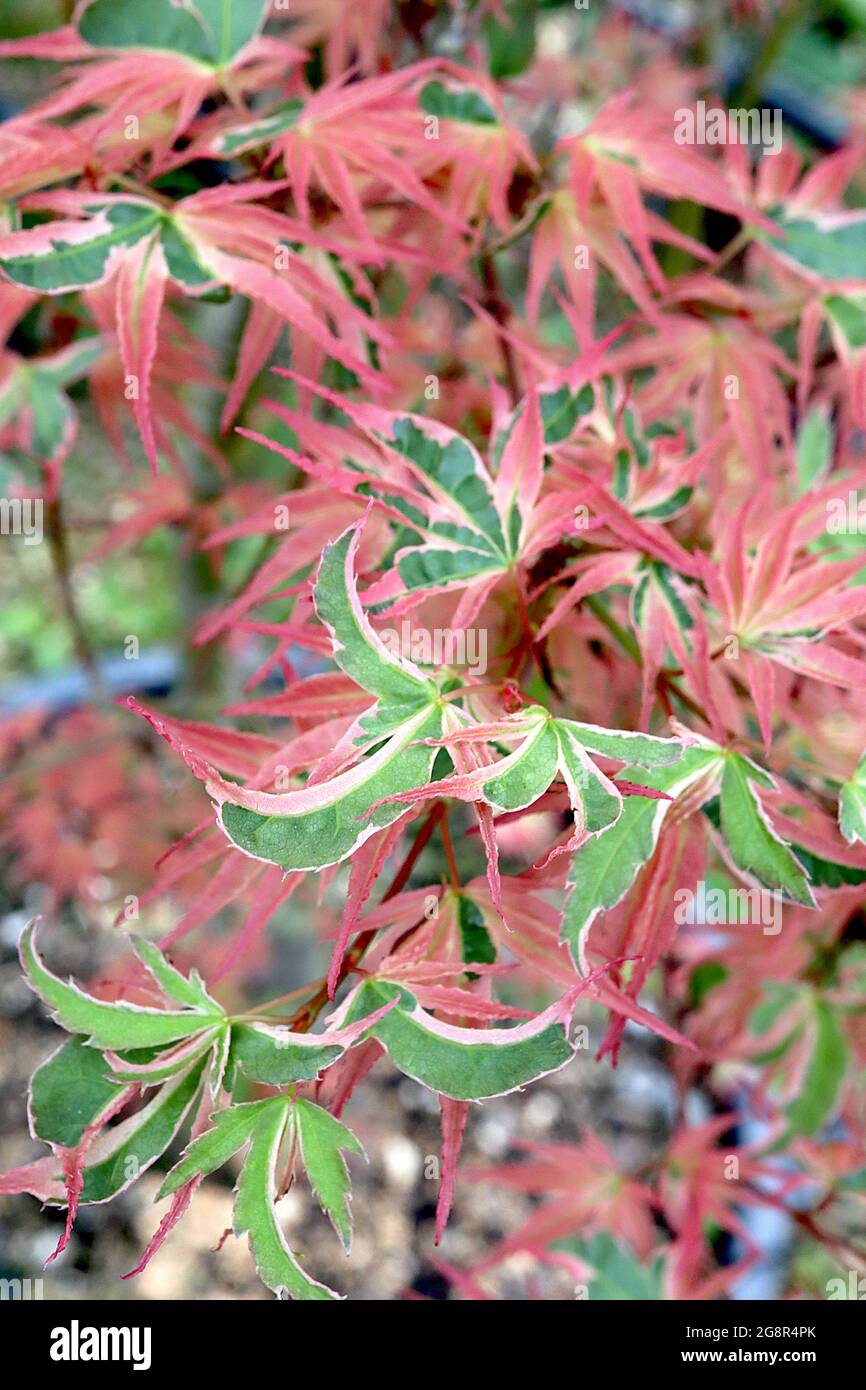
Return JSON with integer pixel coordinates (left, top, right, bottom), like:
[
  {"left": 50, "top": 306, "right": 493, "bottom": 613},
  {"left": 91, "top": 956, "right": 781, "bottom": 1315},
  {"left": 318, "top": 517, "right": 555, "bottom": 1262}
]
[
  {"left": 558, "top": 720, "right": 684, "bottom": 769},
  {"left": 796, "top": 405, "right": 833, "bottom": 492},
  {"left": 396, "top": 544, "right": 504, "bottom": 596},
  {"left": 719, "top": 755, "right": 815, "bottom": 906},
  {"left": 79, "top": 1057, "right": 207, "bottom": 1204},
  {"left": 0, "top": 203, "right": 161, "bottom": 293},
  {"left": 340, "top": 979, "right": 576, "bottom": 1101},
  {"left": 103, "top": 1028, "right": 223, "bottom": 1083},
  {"left": 482, "top": 713, "right": 560, "bottom": 812},
  {"left": 160, "top": 219, "right": 216, "bottom": 289},
  {"left": 824, "top": 294, "right": 866, "bottom": 351},
  {"left": 130, "top": 936, "right": 221, "bottom": 1015},
  {"left": 79, "top": 0, "right": 268, "bottom": 66},
  {"left": 566, "top": 1232, "right": 665, "bottom": 1300},
  {"left": 839, "top": 751, "right": 866, "bottom": 845},
  {"left": 29, "top": 1037, "right": 124, "bottom": 1149},
  {"left": 785, "top": 1001, "right": 848, "bottom": 1137},
  {"left": 314, "top": 526, "right": 435, "bottom": 704},
  {"left": 387, "top": 416, "right": 506, "bottom": 554},
  {"left": 0, "top": 339, "right": 103, "bottom": 466},
  {"left": 554, "top": 723, "right": 621, "bottom": 836},
  {"left": 230, "top": 1023, "right": 344, "bottom": 1086},
  {"left": 457, "top": 895, "right": 496, "bottom": 971},
  {"left": 761, "top": 209, "right": 866, "bottom": 282},
  {"left": 782, "top": 841, "right": 866, "bottom": 889},
  {"left": 687, "top": 962, "right": 728, "bottom": 1009},
  {"left": 419, "top": 81, "right": 498, "bottom": 126},
  {"left": 492, "top": 384, "right": 592, "bottom": 466},
  {"left": 482, "top": 1, "right": 536, "bottom": 79},
  {"left": 218, "top": 701, "right": 445, "bottom": 870},
  {"left": 748, "top": 984, "right": 799, "bottom": 1037},
  {"left": 20, "top": 921, "right": 218, "bottom": 1051},
  {"left": 214, "top": 102, "right": 304, "bottom": 155},
  {"left": 157, "top": 1098, "right": 277, "bottom": 1200},
  {"left": 562, "top": 748, "right": 722, "bottom": 966},
  {"left": 234, "top": 1101, "right": 339, "bottom": 1301},
  {"left": 294, "top": 1098, "right": 363, "bottom": 1251}
]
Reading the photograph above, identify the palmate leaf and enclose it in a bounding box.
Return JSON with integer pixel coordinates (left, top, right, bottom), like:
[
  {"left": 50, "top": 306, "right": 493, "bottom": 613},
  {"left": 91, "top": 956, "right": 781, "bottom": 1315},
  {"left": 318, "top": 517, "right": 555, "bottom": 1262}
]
[
  {"left": 19, "top": 921, "right": 224, "bottom": 1052},
  {"left": 161, "top": 1095, "right": 364, "bottom": 1273},
  {"left": 376, "top": 413, "right": 513, "bottom": 597},
  {"left": 79, "top": 0, "right": 269, "bottom": 67},
  {"left": 375, "top": 706, "right": 686, "bottom": 842},
  {"left": 337, "top": 979, "right": 579, "bottom": 1101},
  {"left": 158, "top": 1098, "right": 277, "bottom": 1200},
  {"left": 234, "top": 1100, "right": 340, "bottom": 1301}
]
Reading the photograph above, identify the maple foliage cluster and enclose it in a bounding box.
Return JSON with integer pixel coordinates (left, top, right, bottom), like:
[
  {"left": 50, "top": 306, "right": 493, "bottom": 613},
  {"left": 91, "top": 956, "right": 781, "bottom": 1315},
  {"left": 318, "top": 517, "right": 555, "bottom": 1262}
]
[{"left": 2, "top": 0, "right": 866, "bottom": 1301}]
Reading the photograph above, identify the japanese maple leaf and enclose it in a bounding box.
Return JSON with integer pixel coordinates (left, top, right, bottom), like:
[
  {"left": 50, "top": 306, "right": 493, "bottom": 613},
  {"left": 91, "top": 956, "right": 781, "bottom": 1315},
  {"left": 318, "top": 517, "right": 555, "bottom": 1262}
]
[
  {"left": 0, "top": 333, "right": 104, "bottom": 494},
  {"left": 660, "top": 1115, "right": 805, "bottom": 1299},
  {"left": 0, "top": 2, "right": 304, "bottom": 175},
  {"left": 460, "top": 1133, "right": 657, "bottom": 1274},
  {"left": 277, "top": 0, "right": 393, "bottom": 76},
  {"left": 197, "top": 63, "right": 469, "bottom": 255},
  {"left": 559, "top": 89, "right": 776, "bottom": 242},
  {"left": 607, "top": 298, "right": 796, "bottom": 480},
  {"left": 699, "top": 484, "right": 866, "bottom": 747},
  {"left": 728, "top": 143, "right": 866, "bottom": 427},
  {"left": 529, "top": 88, "right": 776, "bottom": 343},
  {"left": 0, "top": 186, "right": 387, "bottom": 470}
]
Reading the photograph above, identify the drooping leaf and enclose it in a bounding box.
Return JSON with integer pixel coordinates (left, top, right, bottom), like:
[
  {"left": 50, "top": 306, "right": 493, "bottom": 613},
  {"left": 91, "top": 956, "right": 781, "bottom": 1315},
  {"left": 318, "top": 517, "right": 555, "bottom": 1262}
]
[
  {"left": 157, "top": 1099, "right": 277, "bottom": 1200},
  {"left": 217, "top": 701, "right": 445, "bottom": 870},
  {"left": 293, "top": 1097, "right": 363, "bottom": 1251},
  {"left": 29, "top": 1036, "right": 125, "bottom": 1149},
  {"left": 19, "top": 921, "right": 220, "bottom": 1051},
  {"left": 76, "top": 1058, "right": 207, "bottom": 1205},
  {"left": 338, "top": 979, "right": 578, "bottom": 1101},
  {"left": 233, "top": 1100, "right": 340, "bottom": 1301}
]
